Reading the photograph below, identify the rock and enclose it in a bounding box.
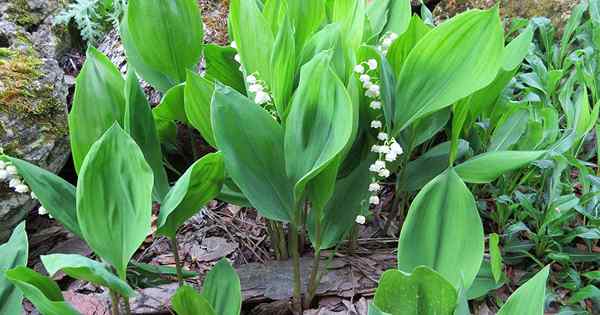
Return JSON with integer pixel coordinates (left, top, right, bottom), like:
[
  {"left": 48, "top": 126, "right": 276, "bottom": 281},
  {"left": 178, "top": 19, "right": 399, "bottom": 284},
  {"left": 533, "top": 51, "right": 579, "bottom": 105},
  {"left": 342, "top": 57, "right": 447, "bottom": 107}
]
[
  {"left": 433, "top": 0, "right": 579, "bottom": 27},
  {"left": 0, "top": 0, "right": 71, "bottom": 241}
]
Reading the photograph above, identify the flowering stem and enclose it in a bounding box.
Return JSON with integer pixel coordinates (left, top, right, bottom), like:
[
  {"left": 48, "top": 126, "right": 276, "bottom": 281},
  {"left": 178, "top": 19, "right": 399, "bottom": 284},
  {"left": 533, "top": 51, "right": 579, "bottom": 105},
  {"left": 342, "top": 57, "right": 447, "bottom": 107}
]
[
  {"left": 289, "top": 221, "right": 303, "bottom": 314},
  {"left": 170, "top": 236, "right": 184, "bottom": 287},
  {"left": 304, "top": 206, "right": 322, "bottom": 309},
  {"left": 122, "top": 296, "right": 132, "bottom": 315},
  {"left": 110, "top": 290, "right": 121, "bottom": 315}
]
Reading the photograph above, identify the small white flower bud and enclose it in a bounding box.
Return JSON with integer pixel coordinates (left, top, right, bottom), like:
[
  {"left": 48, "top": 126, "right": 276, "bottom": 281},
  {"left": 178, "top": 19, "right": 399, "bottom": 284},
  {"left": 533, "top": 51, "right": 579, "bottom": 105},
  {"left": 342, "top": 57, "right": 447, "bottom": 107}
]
[
  {"left": 389, "top": 33, "right": 399, "bottom": 41},
  {"left": 255, "top": 91, "right": 271, "bottom": 105},
  {"left": 246, "top": 75, "right": 257, "bottom": 84},
  {"left": 369, "top": 195, "right": 380, "bottom": 205},
  {"left": 8, "top": 178, "right": 21, "bottom": 188},
  {"left": 382, "top": 38, "right": 393, "bottom": 47},
  {"left": 354, "top": 64, "right": 365, "bottom": 74},
  {"left": 31, "top": 191, "right": 37, "bottom": 199},
  {"left": 38, "top": 206, "right": 48, "bottom": 216},
  {"left": 371, "top": 120, "right": 382, "bottom": 129},
  {"left": 230, "top": 41, "right": 237, "bottom": 49},
  {"left": 369, "top": 182, "right": 381, "bottom": 192},
  {"left": 6, "top": 165, "right": 18, "bottom": 176},
  {"left": 377, "top": 132, "right": 388, "bottom": 141},
  {"left": 367, "top": 59, "right": 378, "bottom": 70},
  {"left": 234, "top": 54, "right": 241, "bottom": 63},
  {"left": 370, "top": 101, "right": 382, "bottom": 110},
  {"left": 355, "top": 215, "right": 366, "bottom": 224},
  {"left": 359, "top": 74, "right": 371, "bottom": 83},
  {"left": 14, "top": 184, "right": 29, "bottom": 193}
]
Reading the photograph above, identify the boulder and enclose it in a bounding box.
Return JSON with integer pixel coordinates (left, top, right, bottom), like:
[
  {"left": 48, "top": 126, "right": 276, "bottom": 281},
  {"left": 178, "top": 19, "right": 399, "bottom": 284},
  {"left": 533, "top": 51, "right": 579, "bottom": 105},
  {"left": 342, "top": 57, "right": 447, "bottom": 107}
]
[{"left": 0, "top": 0, "right": 71, "bottom": 241}]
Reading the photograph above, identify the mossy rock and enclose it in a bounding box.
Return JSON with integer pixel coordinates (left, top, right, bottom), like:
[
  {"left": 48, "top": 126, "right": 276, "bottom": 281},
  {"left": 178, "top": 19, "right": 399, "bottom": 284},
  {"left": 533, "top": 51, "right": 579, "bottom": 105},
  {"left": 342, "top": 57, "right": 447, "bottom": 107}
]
[{"left": 0, "top": 18, "right": 70, "bottom": 241}]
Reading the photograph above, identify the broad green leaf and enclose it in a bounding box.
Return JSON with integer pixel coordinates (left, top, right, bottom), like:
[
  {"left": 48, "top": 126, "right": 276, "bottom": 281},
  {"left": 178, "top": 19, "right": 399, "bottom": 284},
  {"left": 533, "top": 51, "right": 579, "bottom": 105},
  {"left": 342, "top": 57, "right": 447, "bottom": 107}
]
[
  {"left": 172, "top": 285, "right": 216, "bottom": 315},
  {"left": 284, "top": 52, "right": 354, "bottom": 202},
  {"left": 0, "top": 222, "right": 28, "bottom": 315},
  {"left": 567, "top": 285, "right": 600, "bottom": 304},
  {"left": 41, "top": 254, "right": 134, "bottom": 298},
  {"left": 157, "top": 153, "right": 225, "bottom": 238},
  {"left": 308, "top": 158, "right": 372, "bottom": 249},
  {"left": 489, "top": 233, "right": 503, "bottom": 283},
  {"left": 3, "top": 157, "right": 80, "bottom": 238},
  {"left": 127, "top": 0, "right": 203, "bottom": 82},
  {"left": 455, "top": 151, "right": 545, "bottom": 184},
  {"left": 124, "top": 70, "right": 169, "bottom": 202},
  {"left": 398, "top": 141, "right": 469, "bottom": 192},
  {"left": 201, "top": 259, "right": 241, "bottom": 315},
  {"left": 120, "top": 17, "right": 175, "bottom": 92},
  {"left": 270, "top": 15, "right": 296, "bottom": 118},
  {"left": 76, "top": 124, "right": 153, "bottom": 279},
  {"left": 497, "top": 266, "right": 550, "bottom": 315},
  {"left": 154, "top": 83, "right": 188, "bottom": 125},
  {"left": 5, "top": 267, "right": 81, "bottom": 315},
  {"left": 218, "top": 179, "right": 252, "bottom": 208},
  {"left": 69, "top": 47, "right": 125, "bottom": 173},
  {"left": 502, "top": 26, "right": 534, "bottom": 71},
  {"left": 366, "top": 0, "right": 390, "bottom": 40},
  {"left": 330, "top": 0, "right": 365, "bottom": 51},
  {"left": 383, "top": 0, "right": 411, "bottom": 36},
  {"left": 287, "top": 0, "right": 325, "bottom": 54},
  {"left": 203, "top": 44, "right": 245, "bottom": 93},
  {"left": 229, "top": 0, "right": 274, "bottom": 82},
  {"left": 489, "top": 109, "right": 529, "bottom": 151},
  {"left": 184, "top": 71, "right": 217, "bottom": 147},
  {"left": 373, "top": 267, "right": 457, "bottom": 315},
  {"left": 398, "top": 168, "right": 483, "bottom": 289},
  {"left": 212, "top": 85, "right": 294, "bottom": 222},
  {"left": 369, "top": 303, "right": 392, "bottom": 315},
  {"left": 387, "top": 15, "right": 431, "bottom": 76},
  {"left": 467, "top": 260, "right": 505, "bottom": 299},
  {"left": 393, "top": 7, "right": 503, "bottom": 133},
  {"left": 406, "top": 109, "right": 451, "bottom": 147}
]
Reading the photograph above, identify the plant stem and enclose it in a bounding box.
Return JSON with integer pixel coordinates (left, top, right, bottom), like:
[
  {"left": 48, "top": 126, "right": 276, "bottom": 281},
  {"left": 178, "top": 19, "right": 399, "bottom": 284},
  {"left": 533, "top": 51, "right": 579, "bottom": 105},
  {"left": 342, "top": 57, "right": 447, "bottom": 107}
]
[
  {"left": 289, "top": 222, "right": 303, "bottom": 314},
  {"left": 170, "top": 236, "right": 184, "bottom": 287},
  {"left": 347, "top": 224, "right": 359, "bottom": 255},
  {"left": 110, "top": 290, "right": 121, "bottom": 315},
  {"left": 267, "top": 221, "right": 281, "bottom": 260},
  {"left": 122, "top": 295, "right": 132, "bottom": 315},
  {"left": 304, "top": 206, "right": 322, "bottom": 309},
  {"left": 277, "top": 222, "right": 289, "bottom": 260}
]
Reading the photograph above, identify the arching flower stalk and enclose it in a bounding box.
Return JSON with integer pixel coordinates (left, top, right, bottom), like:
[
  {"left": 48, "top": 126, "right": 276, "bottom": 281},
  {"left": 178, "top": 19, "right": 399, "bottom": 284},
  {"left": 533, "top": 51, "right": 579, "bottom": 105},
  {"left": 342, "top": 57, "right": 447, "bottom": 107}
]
[
  {"left": 377, "top": 32, "right": 399, "bottom": 56},
  {"left": 0, "top": 159, "right": 48, "bottom": 216},
  {"left": 353, "top": 58, "right": 403, "bottom": 225}
]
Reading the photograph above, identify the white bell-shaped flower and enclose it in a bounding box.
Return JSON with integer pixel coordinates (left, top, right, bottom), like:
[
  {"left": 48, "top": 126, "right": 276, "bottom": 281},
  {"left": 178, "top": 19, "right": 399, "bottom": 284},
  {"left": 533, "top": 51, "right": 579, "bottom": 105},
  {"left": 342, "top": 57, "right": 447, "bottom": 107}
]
[
  {"left": 359, "top": 74, "right": 370, "bottom": 83},
  {"left": 38, "top": 206, "right": 48, "bottom": 216},
  {"left": 369, "top": 182, "right": 381, "bottom": 192},
  {"left": 246, "top": 75, "right": 257, "bottom": 84},
  {"left": 369, "top": 195, "right": 380, "bottom": 205},
  {"left": 385, "top": 152, "right": 397, "bottom": 162},
  {"left": 377, "top": 132, "right": 388, "bottom": 141},
  {"left": 8, "top": 178, "right": 21, "bottom": 188},
  {"left": 370, "top": 101, "right": 382, "bottom": 110},
  {"left": 0, "top": 161, "right": 6, "bottom": 170},
  {"left": 355, "top": 215, "right": 366, "bottom": 224},
  {"left": 0, "top": 170, "right": 8, "bottom": 181},
  {"left": 390, "top": 141, "right": 403, "bottom": 155},
  {"left": 371, "top": 120, "right": 382, "bottom": 129},
  {"left": 231, "top": 41, "right": 237, "bottom": 49},
  {"left": 354, "top": 64, "right": 365, "bottom": 74},
  {"left": 6, "top": 165, "right": 18, "bottom": 176},
  {"left": 367, "top": 59, "right": 378, "bottom": 70},
  {"left": 14, "top": 184, "right": 29, "bottom": 194},
  {"left": 234, "top": 54, "right": 241, "bottom": 63},
  {"left": 378, "top": 168, "right": 390, "bottom": 178},
  {"left": 255, "top": 91, "right": 271, "bottom": 105},
  {"left": 248, "top": 83, "right": 263, "bottom": 93}
]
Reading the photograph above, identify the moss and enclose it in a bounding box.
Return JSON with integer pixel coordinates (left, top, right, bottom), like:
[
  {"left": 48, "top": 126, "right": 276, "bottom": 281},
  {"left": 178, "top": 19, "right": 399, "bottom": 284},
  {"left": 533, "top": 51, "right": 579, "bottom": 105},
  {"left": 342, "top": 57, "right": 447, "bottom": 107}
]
[{"left": 5, "top": 0, "right": 41, "bottom": 29}]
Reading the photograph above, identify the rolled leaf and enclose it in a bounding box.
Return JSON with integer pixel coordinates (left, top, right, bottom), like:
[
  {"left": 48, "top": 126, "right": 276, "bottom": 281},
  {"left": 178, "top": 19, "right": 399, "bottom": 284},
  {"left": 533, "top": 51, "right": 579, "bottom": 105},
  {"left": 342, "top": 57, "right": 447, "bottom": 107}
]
[
  {"left": 496, "top": 266, "right": 550, "bottom": 315},
  {"left": 124, "top": 70, "right": 169, "bottom": 201},
  {"left": 201, "top": 259, "right": 241, "bottom": 315},
  {"left": 284, "top": 52, "right": 354, "bottom": 202},
  {"left": 127, "top": 0, "right": 203, "bottom": 82},
  {"left": 0, "top": 222, "right": 28, "bottom": 315},
  {"left": 3, "top": 157, "right": 80, "bottom": 238},
  {"left": 76, "top": 124, "right": 154, "bottom": 279},
  {"left": 41, "top": 254, "right": 135, "bottom": 298},
  {"left": 5, "top": 267, "right": 81, "bottom": 315},
  {"left": 372, "top": 267, "right": 457, "bottom": 315},
  {"left": 270, "top": 15, "right": 296, "bottom": 118},
  {"left": 397, "top": 168, "right": 484, "bottom": 289},
  {"left": 69, "top": 47, "right": 125, "bottom": 173},
  {"left": 455, "top": 151, "right": 545, "bottom": 184},
  {"left": 157, "top": 153, "right": 225, "bottom": 238},
  {"left": 212, "top": 85, "right": 294, "bottom": 222},
  {"left": 393, "top": 7, "right": 503, "bottom": 133},
  {"left": 172, "top": 285, "right": 216, "bottom": 315}
]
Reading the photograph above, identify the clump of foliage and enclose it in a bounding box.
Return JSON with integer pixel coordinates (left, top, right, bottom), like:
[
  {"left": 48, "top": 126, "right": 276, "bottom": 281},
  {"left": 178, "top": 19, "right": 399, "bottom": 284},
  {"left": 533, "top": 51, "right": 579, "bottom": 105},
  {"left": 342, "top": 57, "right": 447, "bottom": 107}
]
[{"left": 54, "top": 0, "right": 127, "bottom": 44}]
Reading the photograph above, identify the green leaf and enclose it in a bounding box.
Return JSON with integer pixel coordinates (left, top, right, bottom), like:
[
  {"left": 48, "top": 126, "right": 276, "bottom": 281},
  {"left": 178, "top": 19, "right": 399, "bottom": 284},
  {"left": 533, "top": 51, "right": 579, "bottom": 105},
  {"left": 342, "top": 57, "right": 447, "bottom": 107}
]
[
  {"left": 502, "top": 26, "right": 534, "bottom": 71},
  {"left": 369, "top": 303, "right": 392, "bottom": 315},
  {"left": 497, "top": 266, "right": 550, "bottom": 315},
  {"left": 270, "top": 15, "right": 296, "bottom": 118},
  {"left": 287, "top": 0, "right": 325, "bottom": 54},
  {"left": 393, "top": 7, "right": 503, "bottom": 133},
  {"left": 41, "top": 254, "right": 135, "bottom": 298},
  {"left": 127, "top": 0, "right": 203, "bottom": 82},
  {"left": 157, "top": 153, "right": 225, "bottom": 238},
  {"left": 387, "top": 15, "right": 431, "bottom": 76},
  {"left": 184, "top": 71, "right": 217, "bottom": 147},
  {"left": 172, "top": 286, "right": 216, "bottom": 315},
  {"left": 489, "top": 233, "right": 503, "bottom": 283},
  {"left": 124, "top": 70, "right": 169, "bottom": 202},
  {"left": 201, "top": 259, "right": 241, "bottom": 315},
  {"left": 0, "top": 222, "right": 28, "bottom": 315},
  {"left": 383, "top": 0, "right": 411, "bottom": 36},
  {"left": 229, "top": 0, "right": 274, "bottom": 82},
  {"left": 203, "top": 44, "right": 245, "bottom": 93},
  {"left": 5, "top": 267, "right": 81, "bottom": 315},
  {"left": 120, "top": 17, "right": 175, "bottom": 92},
  {"left": 567, "top": 285, "right": 600, "bottom": 304},
  {"left": 3, "top": 157, "right": 81, "bottom": 238},
  {"left": 467, "top": 260, "right": 505, "bottom": 300},
  {"left": 284, "top": 52, "right": 354, "bottom": 203},
  {"left": 76, "top": 124, "right": 153, "bottom": 279},
  {"left": 154, "top": 83, "right": 188, "bottom": 125},
  {"left": 454, "top": 151, "right": 545, "bottom": 184},
  {"left": 373, "top": 267, "right": 457, "bottom": 315},
  {"left": 330, "top": 0, "right": 365, "bottom": 53},
  {"left": 212, "top": 85, "right": 294, "bottom": 222},
  {"left": 489, "top": 109, "right": 529, "bottom": 151},
  {"left": 366, "top": 0, "right": 391, "bottom": 40},
  {"left": 398, "top": 168, "right": 483, "bottom": 289},
  {"left": 69, "top": 46, "right": 125, "bottom": 173}
]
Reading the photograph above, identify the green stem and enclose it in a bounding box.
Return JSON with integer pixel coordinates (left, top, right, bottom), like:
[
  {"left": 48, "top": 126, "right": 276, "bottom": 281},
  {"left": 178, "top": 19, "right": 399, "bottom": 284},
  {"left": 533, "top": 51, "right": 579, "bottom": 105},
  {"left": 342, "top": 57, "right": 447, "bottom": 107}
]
[
  {"left": 347, "top": 224, "right": 358, "bottom": 255},
  {"left": 267, "top": 221, "right": 281, "bottom": 260},
  {"left": 110, "top": 290, "right": 121, "bottom": 315},
  {"left": 304, "top": 207, "right": 322, "bottom": 309},
  {"left": 122, "top": 295, "right": 132, "bottom": 315},
  {"left": 171, "top": 236, "right": 184, "bottom": 287},
  {"left": 290, "top": 222, "right": 303, "bottom": 314},
  {"left": 277, "top": 222, "right": 289, "bottom": 260}
]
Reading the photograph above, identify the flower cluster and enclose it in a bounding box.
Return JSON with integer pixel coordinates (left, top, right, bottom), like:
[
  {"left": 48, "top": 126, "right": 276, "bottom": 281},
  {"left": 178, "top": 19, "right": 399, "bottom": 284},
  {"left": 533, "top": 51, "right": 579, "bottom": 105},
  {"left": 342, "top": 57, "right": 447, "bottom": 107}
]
[
  {"left": 353, "top": 58, "right": 403, "bottom": 224},
  {"left": 377, "top": 32, "right": 399, "bottom": 56},
  {"left": 0, "top": 160, "right": 47, "bottom": 216}
]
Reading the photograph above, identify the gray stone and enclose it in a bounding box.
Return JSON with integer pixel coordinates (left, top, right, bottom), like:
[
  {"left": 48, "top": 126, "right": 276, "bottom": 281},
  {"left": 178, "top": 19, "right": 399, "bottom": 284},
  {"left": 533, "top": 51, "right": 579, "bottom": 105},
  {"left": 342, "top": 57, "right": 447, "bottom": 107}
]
[{"left": 0, "top": 0, "right": 71, "bottom": 241}]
